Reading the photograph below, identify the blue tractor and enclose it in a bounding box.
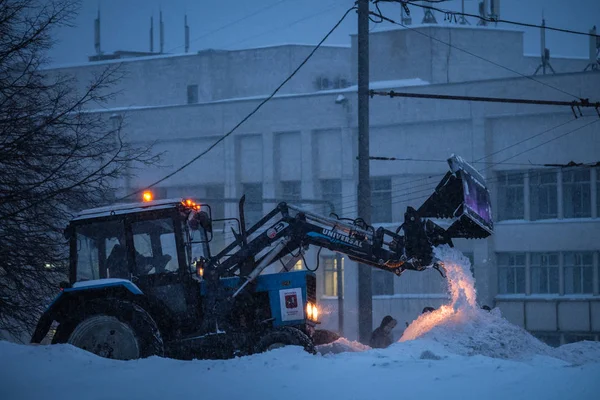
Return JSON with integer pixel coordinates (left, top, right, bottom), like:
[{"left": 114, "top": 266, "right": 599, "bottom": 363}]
[{"left": 31, "top": 156, "right": 493, "bottom": 360}]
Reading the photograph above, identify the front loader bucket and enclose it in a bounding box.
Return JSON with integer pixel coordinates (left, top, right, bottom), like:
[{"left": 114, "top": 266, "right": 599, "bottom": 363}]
[{"left": 417, "top": 155, "right": 493, "bottom": 239}]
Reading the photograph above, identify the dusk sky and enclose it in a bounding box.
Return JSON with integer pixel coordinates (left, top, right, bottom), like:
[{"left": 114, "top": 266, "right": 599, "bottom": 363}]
[{"left": 48, "top": 0, "right": 600, "bottom": 67}]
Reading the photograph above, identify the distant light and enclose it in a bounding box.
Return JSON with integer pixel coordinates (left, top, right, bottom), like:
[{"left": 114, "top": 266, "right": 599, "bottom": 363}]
[{"left": 142, "top": 191, "right": 153, "bottom": 202}]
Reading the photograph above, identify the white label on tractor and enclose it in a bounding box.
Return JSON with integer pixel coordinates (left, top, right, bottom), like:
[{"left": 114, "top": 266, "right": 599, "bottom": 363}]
[{"left": 279, "top": 287, "right": 304, "bottom": 321}]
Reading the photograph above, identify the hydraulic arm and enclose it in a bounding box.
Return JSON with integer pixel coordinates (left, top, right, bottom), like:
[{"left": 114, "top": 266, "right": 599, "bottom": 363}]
[{"left": 200, "top": 155, "right": 493, "bottom": 330}]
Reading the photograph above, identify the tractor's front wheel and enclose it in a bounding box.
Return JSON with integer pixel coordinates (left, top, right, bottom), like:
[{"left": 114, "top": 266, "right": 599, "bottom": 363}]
[
  {"left": 254, "top": 327, "right": 316, "bottom": 355},
  {"left": 54, "top": 300, "right": 164, "bottom": 360}
]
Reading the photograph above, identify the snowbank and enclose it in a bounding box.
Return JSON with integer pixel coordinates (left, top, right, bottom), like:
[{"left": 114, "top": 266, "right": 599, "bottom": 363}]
[
  {"left": 1, "top": 339, "right": 599, "bottom": 400},
  {"left": 1, "top": 246, "right": 599, "bottom": 399}
]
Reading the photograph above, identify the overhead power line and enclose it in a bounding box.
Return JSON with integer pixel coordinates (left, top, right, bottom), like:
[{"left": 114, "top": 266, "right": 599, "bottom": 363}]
[
  {"left": 377, "top": 0, "right": 600, "bottom": 39},
  {"left": 368, "top": 9, "right": 581, "bottom": 99},
  {"left": 366, "top": 157, "right": 600, "bottom": 168},
  {"left": 166, "top": 0, "right": 291, "bottom": 53},
  {"left": 369, "top": 90, "right": 600, "bottom": 118},
  {"left": 118, "top": 5, "right": 357, "bottom": 201}
]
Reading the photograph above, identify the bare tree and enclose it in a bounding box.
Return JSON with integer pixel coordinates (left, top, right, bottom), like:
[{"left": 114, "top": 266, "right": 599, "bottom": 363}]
[{"left": 0, "top": 0, "right": 159, "bottom": 340}]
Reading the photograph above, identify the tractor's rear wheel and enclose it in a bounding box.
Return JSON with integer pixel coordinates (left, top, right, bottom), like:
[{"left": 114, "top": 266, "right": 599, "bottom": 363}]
[
  {"left": 54, "top": 300, "right": 163, "bottom": 360},
  {"left": 254, "top": 326, "right": 316, "bottom": 355}
]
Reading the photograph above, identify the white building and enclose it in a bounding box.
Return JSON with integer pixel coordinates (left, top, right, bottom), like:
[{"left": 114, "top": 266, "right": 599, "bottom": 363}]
[{"left": 47, "top": 24, "right": 600, "bottom": 346}]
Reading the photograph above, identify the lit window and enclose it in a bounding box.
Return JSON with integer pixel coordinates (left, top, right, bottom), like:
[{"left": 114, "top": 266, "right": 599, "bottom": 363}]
[
  {"left": 530, "top": 253, "right": 559, "bottom": 294},
  {"left": 529, "top": 170, "right": 557, "bottom": 220},
  {"left": 563, "top": 169, "right": 591, "bottom": 218},
  {"left": 497, "top": 253, "right": 525, "bottom": 294},
  {"left": 322, "top": 255, "right": 344, "bottom": 296},
  {"left": 496, "top": 171, "right": 524, "bottom": 220},
  {"left": 564, "top": 252, "right": 593, "bottom": 294},
  {"left": 293, "top": 260, "right": 303, "bottom": 271}
]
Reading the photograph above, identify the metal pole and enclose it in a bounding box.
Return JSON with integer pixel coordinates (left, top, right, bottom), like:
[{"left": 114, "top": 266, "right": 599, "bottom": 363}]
[
  {"left": 357, "top": 0, "right": 372, "bottom": 344},
  {"left": 336, "top": 253, "right": 344, "bottom": 336}
]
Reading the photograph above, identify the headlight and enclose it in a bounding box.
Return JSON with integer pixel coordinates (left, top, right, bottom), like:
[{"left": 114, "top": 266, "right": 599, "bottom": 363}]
[{"left": 306, "top": 302, "right": 319, "bottom": 321}]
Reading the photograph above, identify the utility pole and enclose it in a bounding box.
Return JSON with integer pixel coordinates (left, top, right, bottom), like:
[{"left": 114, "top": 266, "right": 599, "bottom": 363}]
[{"left": 357, "top": 0, "right": 372, "bottom": 344}]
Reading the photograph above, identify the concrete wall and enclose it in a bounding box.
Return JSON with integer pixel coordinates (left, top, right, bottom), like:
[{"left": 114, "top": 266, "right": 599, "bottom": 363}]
[{"left": 45, "top": 45, "right": 350, "bottom": 109}]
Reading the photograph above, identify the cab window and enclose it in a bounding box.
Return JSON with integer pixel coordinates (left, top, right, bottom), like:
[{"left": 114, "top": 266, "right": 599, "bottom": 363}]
[{"left": 131, "top": 218, "right": 180, "bottom": 275}]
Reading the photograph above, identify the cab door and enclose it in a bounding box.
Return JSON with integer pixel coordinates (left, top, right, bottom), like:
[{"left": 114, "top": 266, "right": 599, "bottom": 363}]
[{"left": 127, "top": 211, "right": 200, "bottom": 334}]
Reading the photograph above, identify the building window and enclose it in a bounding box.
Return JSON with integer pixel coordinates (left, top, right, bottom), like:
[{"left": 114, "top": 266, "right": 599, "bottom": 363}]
[
  {"left": 497, "top": 253, "right": 525, "bottom": 294},
  {"left": 371, "top": 178, "right": 392, "bottom": 223},
  {"left": 320, "top": 179, "right": 342, "bottom": 216},
  {"left": 530, "top": 253, "right": 559, "bottom": 294},
  {"left": 280, "top": 180, "right": 301, "bottom": 202},
  {"left": 564, "top": 334, "right": 597, "bottom": 344},
  {"left": 372, "top": 269, "right": 394, "bottom": 296},
  {"left": 205, "top": 184, "right": 225, "bottom": 220},
  {"left": 187, "top": 84, "right": 198, "bottom": 104},
  {"left": 564, "top": 252, "right": 593, "bottom": 294},
  {"left": 322, "top": 255, "right": 344, "bottom": 296},
  {"left": 596, "top": 167, "right": 600, "bottom": 217},
  {"left": 463, "top": 251, "right": 475, "bottom": 278},
  {"left": 563, "top": 169, "right": 591, "bottom": 218},
  {"left": 292, "top": 260, "right": 303, "bottom": 271},
  {"left": 497, "top": 171, "right": 524, "bottom": 220},
  {"left": 241, "top": 183, "right": 263, "bottom": 227},
  {"left": 531, "top": 332, "right": 561, "bottom": 347},
  {"left": 529, "top": 170, "right": 557, "bottom": 220}
]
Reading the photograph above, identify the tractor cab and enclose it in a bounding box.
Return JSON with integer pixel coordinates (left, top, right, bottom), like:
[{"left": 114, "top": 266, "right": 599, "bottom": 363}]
[{"left": 64, "top": 197, "right": 213, "bottom": 336}]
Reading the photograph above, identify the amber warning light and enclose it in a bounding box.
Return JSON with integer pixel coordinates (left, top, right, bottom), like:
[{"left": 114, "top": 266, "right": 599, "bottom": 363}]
[{"left": 142, "top": 191, "right": 153, "bottom": 202}]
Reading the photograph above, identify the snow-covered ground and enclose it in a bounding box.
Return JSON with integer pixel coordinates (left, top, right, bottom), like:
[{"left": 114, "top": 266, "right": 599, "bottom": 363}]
[{"left": 1, "top": 246, "right": 599, "bottom": 399}]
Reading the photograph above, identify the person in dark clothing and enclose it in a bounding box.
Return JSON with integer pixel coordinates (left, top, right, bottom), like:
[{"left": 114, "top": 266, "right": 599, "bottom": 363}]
[
  {"left": 422, "top": 306, "right": 435, "bottom": 314},
  {"left": 370, "top": 315, "right": 397, "bottom": 349}
]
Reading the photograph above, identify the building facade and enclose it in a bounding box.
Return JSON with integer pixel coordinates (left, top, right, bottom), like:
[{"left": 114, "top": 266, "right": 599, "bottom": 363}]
[{"left": 48, "top": 25, "right": 600, "bottom": 345}]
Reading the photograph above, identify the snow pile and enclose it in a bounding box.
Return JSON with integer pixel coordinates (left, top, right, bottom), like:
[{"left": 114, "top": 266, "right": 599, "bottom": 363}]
[
  {"left": 399, "top": 245, "right": 600, "bottom": 364},
  {"left": 316, "top": 337, "right": 371, "bottom": 355}
]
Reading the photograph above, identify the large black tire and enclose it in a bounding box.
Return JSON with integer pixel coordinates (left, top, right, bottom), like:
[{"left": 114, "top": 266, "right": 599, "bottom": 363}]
[
  {"left": 254, "top": 326, "right": 316, "bottom": 355},
  {"left": 53, "top": 300, "right": 164, "bottom": 360}
]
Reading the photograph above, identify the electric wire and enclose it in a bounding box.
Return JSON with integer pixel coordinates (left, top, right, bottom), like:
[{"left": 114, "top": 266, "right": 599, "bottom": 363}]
[
  {"left": 368, "top": 8, "right": 581, "bottom": 100},
  {"left": 378, "top": 0, "right": 600, "bottom": 39},
  {"left": 222, "top": 0, "right": 351, "bottom": 50},
  {"left": 117, "top": 5, "right": 357, "bottom": 201},
  {"left": 334, "top": 117, "right": 599, "bottom": 214},
  {"left": 166, "top": 0, "right": 291, "bottom": 53}
]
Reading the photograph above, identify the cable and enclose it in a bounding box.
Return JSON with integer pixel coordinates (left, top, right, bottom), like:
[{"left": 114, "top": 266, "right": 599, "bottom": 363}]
[
  {"left": 165, "top": 0, "right": 291, "bottom": 53},
  {"left": 118, "top": 5, "right": 357, "bottom": 201},
  {"left": 365, "top": 157, "right": 597, "bottom": 168},
  {"left": 369, "top": 90, "right": 600, "bottom": 111},
  {"left": 379, "top": 0, "right": 600, "bottom": 39},
  {"left": 368, "top": 8, "right": 581, "bottom": 100},
  {"left": 336, "top": 117, "right": 598, "bottom": 213},
  {"left": 222, "top": 0, "right": 350, "bottom": 50}
]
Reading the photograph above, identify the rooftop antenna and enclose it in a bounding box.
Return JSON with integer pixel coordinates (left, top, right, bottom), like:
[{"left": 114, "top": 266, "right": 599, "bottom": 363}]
[
  {"left": 94, "top": 7, "right": 102, "bottom": 54},
  {"left": 534, "top": 15, "right": 555, "bottom": 75},
  {"left": 458, "top": 0, "right": 470, "bottom": 25},
  {"left": 490, "top": 0, "right": 500, "bottom": 24},
  {"left": 159, "top": 9, "right": 164, "bottom": 54},
  {"left": 421, "top": 0, "right": 437, "bottom": 24},
  {"left": 401, "top": 3, "right": 412, "bottom": 25},
  {"left": 477, "top": 0, "right": 488, "bottom": 26},
  {"left": 584, "top": 25, "right": 600, "bottom": 71},
  {"left": 184, "top": 15, "right": 190, "bottom": 53},
  {"left": 150, "top": 15, "right": 154, "bottom": 52}
]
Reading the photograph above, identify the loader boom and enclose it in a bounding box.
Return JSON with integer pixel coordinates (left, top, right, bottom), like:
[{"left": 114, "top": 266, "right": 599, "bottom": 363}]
[{"left": 200, "top": 155, "right": 493, "bottom": 331}]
